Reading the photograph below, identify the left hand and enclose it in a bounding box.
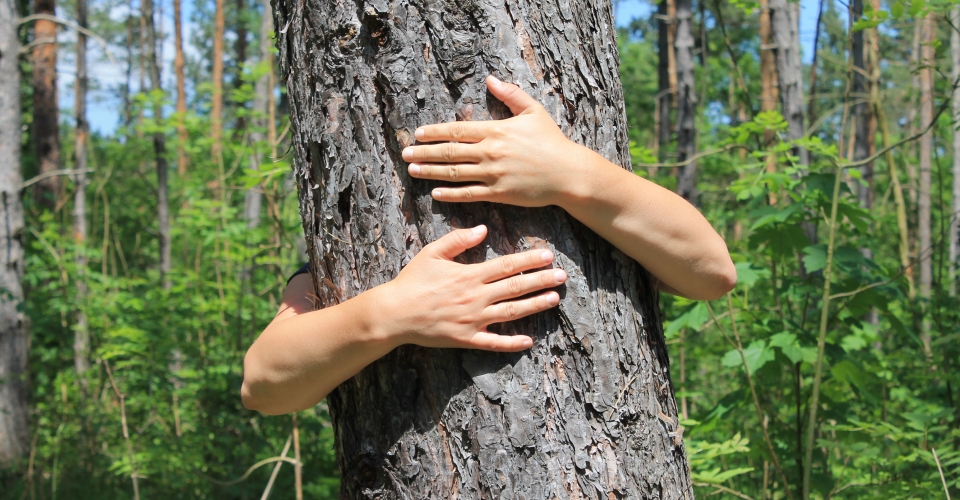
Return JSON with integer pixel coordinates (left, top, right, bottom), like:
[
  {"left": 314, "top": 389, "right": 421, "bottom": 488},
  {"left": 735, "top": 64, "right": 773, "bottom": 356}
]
[{"left": 402, "top": 75, "right": 586, "bottom": 208}]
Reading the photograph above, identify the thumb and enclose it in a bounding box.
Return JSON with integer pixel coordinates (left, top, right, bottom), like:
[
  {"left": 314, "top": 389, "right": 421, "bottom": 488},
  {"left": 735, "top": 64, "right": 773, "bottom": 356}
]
[
  {"left": 428, "top": 225, "right": 487, "bottom": 260},
  {"left": 487, "top": 75, "right": 541, "bottom": 116}
]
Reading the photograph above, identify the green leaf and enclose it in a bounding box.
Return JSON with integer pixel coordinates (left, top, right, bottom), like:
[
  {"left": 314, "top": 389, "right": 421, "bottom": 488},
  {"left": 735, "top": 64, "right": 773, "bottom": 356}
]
[
  {"left": 803, "top": 245, "right": 827, "bottom": 273},
  {"left": 891, "top": 1, "right": 904, "bottom": 17},
  {"left": 734, "top": 262, "right": 770, "bottom": 288},
  {"left": 723, "top": 340, "right": 775, "bottom": 375}
]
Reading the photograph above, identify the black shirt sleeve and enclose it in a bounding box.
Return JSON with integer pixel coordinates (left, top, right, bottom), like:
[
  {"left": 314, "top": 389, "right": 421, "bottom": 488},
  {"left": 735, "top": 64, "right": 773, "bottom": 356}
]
[{"left": 287, "top": 262, "right": 310, "bottom": 286}]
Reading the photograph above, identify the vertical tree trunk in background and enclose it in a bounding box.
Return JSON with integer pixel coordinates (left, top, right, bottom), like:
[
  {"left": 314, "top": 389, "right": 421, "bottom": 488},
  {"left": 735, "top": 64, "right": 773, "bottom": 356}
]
[
  {"left": 143, "top": 0, "right": 171, "bottom": 288},
  {"left": 0, "top": 0, "right": 29, "bottom": 463},
  {"left": 770, "top": 0, "right": 807, "bottom": 165},
  {"left": 174, "top": 0, "right": 188, "bottom": 175},
  {"left": 657, "top": 0, "right": 672, "bottom": 157},
  {"left": 951, "top": 6, "right": 960, "bottom": 296},
  {"left": 274, "top": 0, "right": 692, "bottom": 497},
  {"left": 918, "top": 12, "right": 934, "bottom": 357},
  {"left": 908, "top": 20, "right": 921, "bottom": 206},
  {"left": 31, "top": 0, "right": 61, "bottom": 209},
  {"left": 234, "top": 0, "right": 249, "bottom": 132},
  {"left": 851, "top": 0, "right": 871, "bottom": 206},
  {"left": 806, "top": 0, "right": 823, "bottom": 127},
  {"left": 675, "top": 0, "right": 698, "bottom": 205},
  {"left": 244, "top": 0, "right": 273, "bottom": 230},
  {"left": 759, "top": 0, "right": 778, "bottom": 197},
  {"left": 211, "top": 0, "right": 226, "bottom": 157},
  {"left": 73, "top": 0, "right": 90, "bottom": 379}
]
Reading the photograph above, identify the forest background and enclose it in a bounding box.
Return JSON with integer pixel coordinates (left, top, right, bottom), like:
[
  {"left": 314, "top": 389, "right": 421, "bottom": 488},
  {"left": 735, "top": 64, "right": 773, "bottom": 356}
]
[{"left": 1, "top": 0, "right": 959, "bottom": 497}]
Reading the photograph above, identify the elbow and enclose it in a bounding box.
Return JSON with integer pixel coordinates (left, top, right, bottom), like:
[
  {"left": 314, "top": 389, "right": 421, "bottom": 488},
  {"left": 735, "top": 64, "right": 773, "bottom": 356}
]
[
  {"left": 241, "top": 353, "right": 284, "bottom": 415},
  {"left": 694, "top": 258, "right": 737, "bottom": 301}
]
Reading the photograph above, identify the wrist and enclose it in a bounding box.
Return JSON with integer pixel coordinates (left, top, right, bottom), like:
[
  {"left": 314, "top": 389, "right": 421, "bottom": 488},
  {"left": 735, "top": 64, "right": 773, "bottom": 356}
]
[
  {"left": 355, "top": 284, "right": 407, "bottom": 349},
  {"left": 553, "top": 142, "right": 597, "bottom": 211}
]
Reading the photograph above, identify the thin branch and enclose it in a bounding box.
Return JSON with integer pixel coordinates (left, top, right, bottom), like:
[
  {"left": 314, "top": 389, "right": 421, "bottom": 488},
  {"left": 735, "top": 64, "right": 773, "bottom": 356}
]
[
  {"left": 18, "top": 14, "right": 118, "bottom": 66},
  {"left": 933, "top": 448, "right": 952, "bottom": 500},
  {"left": 693, "top": 481, "right": 755, "bottom": 500},
  {"left": 634, "top": 144, "right": 746, "bottom": 169},
  {"left": 21, "top": 169, "right": 93, "bottom": 190},
  {"left": 198, "top": 456, "right": 300, "bottom": 486},
  {"left": 260, "top": 435, "right": 293, "bottom": 500}
]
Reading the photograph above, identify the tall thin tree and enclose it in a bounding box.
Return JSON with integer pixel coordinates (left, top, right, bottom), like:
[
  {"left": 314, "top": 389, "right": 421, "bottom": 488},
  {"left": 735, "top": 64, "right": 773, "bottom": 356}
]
[
  {"left": 73, "top": 0, "right": 90, "bottom": 379},
  {"left": 918, "top": 12, "right": 934, "bottom": 356},
  {"left": 770, "top": 0, "right": 807, "bottom": 165},
  {"left": 0, "top": 0, "right": 29, "bottom": 464},
  {"left": 211, "top": 0, "right": 226, "bottom": 158},
  {"left": 31, "top": 0, "right": 61, "bottom": 208},
  {"left": 142, "top": 0, "right": 171, "bottom": 287},
  {"left": 675, "top": 0, "right": 698, "bottom": 204},
  {"left": 244, "top": 0, "right": 273, "bottom": 230},
  {"left": 951, "top": 6, "right": 960, "bottom": 296},
  {"left": 759, "top": 0, "right": 778, "bottom": 190},
  {"left": 174, "top": 0, "right": 188, "bottom": 175}
]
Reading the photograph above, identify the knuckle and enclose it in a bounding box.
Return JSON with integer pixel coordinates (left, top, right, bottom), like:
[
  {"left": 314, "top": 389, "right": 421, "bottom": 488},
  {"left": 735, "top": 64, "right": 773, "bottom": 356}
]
[
  {"left": 507, "top": 276, "right": 523, "bottom": 295},
  {"left": 504, "top": 302, "right": 519, "bottom": 319},
  {"left": 443, "top": 143, "right": 457, "bottom": 160},
  {"left": 451, "top": 122, "right": 465, "bottom": 140},
  {"left": 449, "top": 165, "right": 460, "bottom": 180},
  {"left": 498, "top": 256, "right": 516, "bottom": 276}
]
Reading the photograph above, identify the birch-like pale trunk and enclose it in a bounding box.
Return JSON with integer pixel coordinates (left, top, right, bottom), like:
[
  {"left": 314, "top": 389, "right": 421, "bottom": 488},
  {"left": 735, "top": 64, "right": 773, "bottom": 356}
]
[
  {"left": 244, "top": 0, "right": 274, "bottom": 230},
  {"left": 675, "top": 0, "right": 697, "bottom": 204},
  {"left": 0, "top": 0, "right": 30, "bottom": 464},
  {"left": 918, "top": 12, "right": 934, "bottom": 356},
  {"left": 73, "top": 0, "right": 91, "bottom": 379},
  {"left": 273, "top": 0, "right": 692, "bottom": 496},
  {"left": 770, "top": 0, "right": 807, "bottom": 165}
]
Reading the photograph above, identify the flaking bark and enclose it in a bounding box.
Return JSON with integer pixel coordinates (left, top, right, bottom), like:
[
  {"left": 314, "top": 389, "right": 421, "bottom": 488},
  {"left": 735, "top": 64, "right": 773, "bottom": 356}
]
[{"left": 274, "top": 0, "right": 692, "bottom": 497}]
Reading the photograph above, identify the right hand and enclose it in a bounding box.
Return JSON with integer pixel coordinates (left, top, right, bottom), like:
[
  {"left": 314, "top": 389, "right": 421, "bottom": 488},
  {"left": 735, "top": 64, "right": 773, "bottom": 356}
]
[{"left": 374, "top": 225, "right": 566, "bottom": 352}]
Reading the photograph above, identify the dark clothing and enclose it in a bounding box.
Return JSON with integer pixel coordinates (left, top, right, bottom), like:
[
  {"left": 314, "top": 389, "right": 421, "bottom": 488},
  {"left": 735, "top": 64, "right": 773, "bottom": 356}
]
[{"left": 287, "top": 262, "right": 310, "bottom": 286}]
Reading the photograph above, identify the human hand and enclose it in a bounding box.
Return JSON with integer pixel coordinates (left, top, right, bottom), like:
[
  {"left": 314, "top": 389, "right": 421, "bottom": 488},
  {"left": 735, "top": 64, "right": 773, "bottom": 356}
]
[
  {"left": 374, "top": 225, "right": 566, "bottom": 352},
  {"left": 402, "top": 75, "right": 587, "bottom": 208}
]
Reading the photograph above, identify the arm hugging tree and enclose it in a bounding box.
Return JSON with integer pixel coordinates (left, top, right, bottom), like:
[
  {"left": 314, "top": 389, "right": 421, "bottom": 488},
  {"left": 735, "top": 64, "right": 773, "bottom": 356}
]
[{"left": 273, "top": 0, "right": 693, "bottom": 496}]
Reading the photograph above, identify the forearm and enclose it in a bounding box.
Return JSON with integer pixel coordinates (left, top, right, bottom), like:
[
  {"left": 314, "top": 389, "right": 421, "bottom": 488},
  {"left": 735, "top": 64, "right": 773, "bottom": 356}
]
[
  {"left": 559, "top": 146, "right": 736, "bottom": 300},
  {"left": 241, "top": 288, "right": 396, "bottom": 415}
]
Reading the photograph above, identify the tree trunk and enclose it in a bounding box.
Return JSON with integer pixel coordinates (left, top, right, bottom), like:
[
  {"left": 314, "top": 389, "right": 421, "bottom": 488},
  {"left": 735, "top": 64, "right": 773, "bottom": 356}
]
[
  {"left": 851, "top": 0, "right": 871, "bottom": 206},
  {"left": 951, "top": 6, "right": 960, "bottom": 297},
  {"left": 0, "top": 0, "right": 30, "bottom": 464},
  {"left": 759, "top": 0, "right": 778, "bottom": 199},
  {"left": 73, "top": 0, "right": 90, "bottom": 379},
  {"left": 675, "top": 0, "right": 697, "bottom": 205},
  {"left": 234, "top": 0, "right": 249, "bottom": 133},
  {"left": 908, "top": 19, "right": 921, "bottom": 206},
  {"left": 244, "top": 0, "right": 273, "bottom": 230},
  {"left": 174, "top": 0, "right": 188, "bottom": 175},
  {"left": 769, "top": 0, "right": 807, "bottom": 165},
  {"left": 142, "top": 0, "right": 171, "bottom": 288},
  {"left": 211, "top": 0, "right": 226, "bottom": 158},
  {"left": 657, "top": 0, "right": 675, "bottom": 158},
  {"left": 806, "top": 0, "right": 823, "bottom": 127},
  {"left": 918, "top": 12, "right": 934, "bottom": 357},
  {"left": 31, "top": 0, "right": 61, "bottom": 209},
  {"left": 274, "top": 0, "right": 692, "bottom": 497}
]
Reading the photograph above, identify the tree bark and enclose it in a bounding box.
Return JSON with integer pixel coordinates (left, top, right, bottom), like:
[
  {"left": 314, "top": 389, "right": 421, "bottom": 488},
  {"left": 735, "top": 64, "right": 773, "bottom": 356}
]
[
  {"left": 951, "top": 6, "right": 960, "bottom": 296},
  {"left": 918, "top": 12, "right": 934, "bottom": 357},
  {"left": 274, "top": 0, "right": 692, "bottom": 497},
  {"left": 142, "top": 0, "right": 171, "bottom": 288},
  {"left": 769, "top": 0, "right": 807, "bottom": 165},
  {"left": 244, "top": 0, "right": 274, "bottom": 230},
  {"left": 174, "top": 0, "right": 188, "bottom": 175},
  {"left": 657, "top": 0, "right": 675, "bottom": 158},
  {"left": 0, "top": 0, "right": 30, "bottom": 464},
  {"left": 212, "top": 0, "right": 226, "bottom": 157},
  {"left": 31, "top": 0, "right": 62, "bottom": 208},
  {"left": 675, "top": 0, "right": 697, "bottom": 205},
  {"left": 73, "top": 0, "right": 90, "bottom": 379},
  {"left": 759, "top": 0, "right": 778, "bottom": 202}
]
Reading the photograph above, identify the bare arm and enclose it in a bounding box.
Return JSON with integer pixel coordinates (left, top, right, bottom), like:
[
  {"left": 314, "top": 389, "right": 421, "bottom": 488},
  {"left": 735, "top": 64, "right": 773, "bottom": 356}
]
[
  {"left": 404, "top": 75, "right": 736, "bottom": 300},
  {"left": 241, "top": 226, "right": 566, "bottom": 415}
]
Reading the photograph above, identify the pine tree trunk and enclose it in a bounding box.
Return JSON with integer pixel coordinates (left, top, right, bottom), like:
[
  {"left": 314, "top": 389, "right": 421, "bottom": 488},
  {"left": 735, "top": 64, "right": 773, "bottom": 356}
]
[
  {"left": 211, "top": 0, "right": 226, "bottom": 157},
  {"left": 143, "top": 0, "right": 171, "bottom": 287},
  {"left": 950, "top": 6, "right": 960, "bottom": 297},
  {"left": 0, "top": 0, "right": 30, "bottom": 463},
  {"left": 73, "top": 0, "right": 90, "bottom": 379},
  {"left": 657, "top": 0, "right": 671, "bottom": 157},
  {"left": 674, "top": 0, "right": 697, "bottom": 205},
  {"left": 918, "top": 12, "right": 934, "bottom": 357},
  {"left": 274, "top": 0, "right": 692, "bottom": 497},
  {"left": 244, "top": 0, "right": 273, "bottom": 230},
  {"left": 174, "top": 0, "right": 188, "bottom": 175},
  {"left": 770, "top": 0, "right": 807, "bottom": 165},
  {"left": 759, "top": 0, "right": 778, "bottom": 197},
  {"left": 31, "top": 0, "right": 62, "bottom": 208},
  {"left": 852, "top": 0, "right": 871, "bottom": 205}
]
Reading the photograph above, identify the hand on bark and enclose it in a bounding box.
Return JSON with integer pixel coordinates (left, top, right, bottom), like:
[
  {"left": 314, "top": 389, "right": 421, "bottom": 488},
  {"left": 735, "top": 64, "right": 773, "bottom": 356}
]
[
  {"left": 374, "top": 225, "right": 565, "bottom": 352},
  {"left": 403, "top": 75, "right": 585, "bottom": 208}
]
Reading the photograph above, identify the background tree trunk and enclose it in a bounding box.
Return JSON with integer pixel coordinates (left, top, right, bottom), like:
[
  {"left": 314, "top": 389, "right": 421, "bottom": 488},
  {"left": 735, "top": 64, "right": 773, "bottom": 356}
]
[
  {"left": 918, "top": 12, "right": 933, "bottom": 356},
  {"left": 142, "top": 0, "right": 171, "bottom": 288},
  {"left": 175, "top": 0, "right": 188, "bottom": 175},
  {"left": 951, "top": 6, "right": 960, "bottom": 297},
  {"left": 31, "top": 0, "right": 61, "bottom": 209},
  {"left": 244, "top": 0, "right": 273, "bottom": 230},
  {"left": 0, "top": 0, "right": 29, "bottom": 464},
  {"left": 274, "top": 0, "right": 692, "bottom": 497},
  {"left": 770, "top": 0, "right": 807, "bottom": 165},
  {"left": 211, "top": 0, "right": 225, "bottom": 157},
  {"left": 657, "top": 0, "right": 676, "bottom": 159},
  {"left": 73, "top": 0, "right": 90, "bottom": 380},
  {"left": 675, "top": 0, "right": 697, "bottom": 205},
  {"left": 759, "top": 0, "right": 779, "bottom": 181}
]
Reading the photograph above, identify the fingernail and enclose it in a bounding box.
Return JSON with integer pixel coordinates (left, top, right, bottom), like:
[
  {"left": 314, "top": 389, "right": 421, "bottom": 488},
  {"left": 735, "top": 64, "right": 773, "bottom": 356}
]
[
  {"left": 409, "top": 164, "right": 420, "bottom": 175},
  {"left": 471, "top": 224, "right": 486, "bottom": 235},
  {"left": 415, "top": 128, "right": 424, "bottom": 139},
  {"left": 546, "top": 293, "right": 560, "bottom": 306},
  {"left": 522, "top": 337, "right": 534, "bottom": 348},
  {"left": 402, "top": 147, "right": 413, "bottom": 160},
  {"left": 432, "top": 189, "right": 442, "bottom": 199},
  {"left": 553, "top": 270, "right": 567, "bottom": 283},
  {"left": 540, "top": 250, "right": 553, "bottom": 262}
]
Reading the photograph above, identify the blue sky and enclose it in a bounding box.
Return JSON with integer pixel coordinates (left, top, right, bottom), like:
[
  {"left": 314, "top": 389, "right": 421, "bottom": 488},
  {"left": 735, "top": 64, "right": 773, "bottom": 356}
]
[{"left": 75, "top": 0, "right": 829, "bottom": 135}]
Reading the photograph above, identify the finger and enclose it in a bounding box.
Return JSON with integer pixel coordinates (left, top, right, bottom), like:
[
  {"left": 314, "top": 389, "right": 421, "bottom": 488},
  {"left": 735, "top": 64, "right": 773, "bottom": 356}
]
[
  {"left": 415, "top": 121, "right": 494, "bottom": 143},
  {"left": 431, "top": 185, "right": 495, "bottom": 203},
  {"left": 486, "top": 75, "right": 542, "bottom": 116},
  {"left": 477, "top": 248, "right": 556, "bottom": 283},
  {"left": 425, "top": 225, "right": 487, "bottom": 260},
  {"left": 485, "top": 269, "right": 567, "bottom": 303},
  {"left": 402, "top": 142, "right": 481, "bottom": 163},
  {"left": 462, "top": 331, "right": 534, "bottom": 352},
  {"left": 408, "top": 163, "right": 490, "bottom": 183},
  {"left": 479, "top": 291, "right": 561, "bottom": 325}
]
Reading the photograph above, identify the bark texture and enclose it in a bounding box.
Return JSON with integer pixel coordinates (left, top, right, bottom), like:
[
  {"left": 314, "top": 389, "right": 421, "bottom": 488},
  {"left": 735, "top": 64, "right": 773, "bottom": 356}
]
[
  {"left": 31, "top": 0, "right": 62, "bottom": 208},
  {"left": 0, "top": 0, "right": 29, "bottom": 463},
  {"left": 273, "top": 0, "right": 692, "bottom": 497},
  {"left": 769, "top": 0, "right": 807, "bottom": 165},
  {"left": 674, "top": 0, "right": 697, "bottom": 205},
  {"left": 759, "top": 0, "right": 778, "bottom": 193}
]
